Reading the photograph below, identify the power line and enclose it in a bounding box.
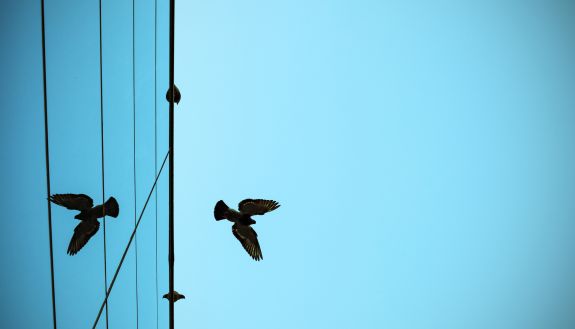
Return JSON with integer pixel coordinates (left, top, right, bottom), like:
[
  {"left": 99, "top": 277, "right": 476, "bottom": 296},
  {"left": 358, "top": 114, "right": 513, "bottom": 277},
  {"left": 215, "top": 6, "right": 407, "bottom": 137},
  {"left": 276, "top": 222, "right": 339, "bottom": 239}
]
[
  {"left": 98, "top": 0, "right": 110, "bottom": 327},
  {"left": 168, "top": 0, "right": 176, "bottom": 327},
  {"left": 40, "top": 0, "right": 57, "bottom": 327},
  {"left": 154, "top": 0, "right": 160, "bottom": 327},
  {"left": 92, "top": 150, "right": 170, "bottom": 329},
  {"left": 132, "top": 0, "right": 140, "bottom": 326}
]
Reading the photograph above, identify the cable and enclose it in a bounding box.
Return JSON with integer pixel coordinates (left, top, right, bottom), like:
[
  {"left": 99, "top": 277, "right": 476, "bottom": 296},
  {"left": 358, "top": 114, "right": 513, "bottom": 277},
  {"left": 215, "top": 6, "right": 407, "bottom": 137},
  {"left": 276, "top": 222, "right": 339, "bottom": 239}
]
[
  {"left": 132, "top": 0, "right": 140, "bottom": 326},
  {"left": 154, "top": 0, "right": 159, "bottom": 327},
  {"left": 40, "top": 0, "right": 58, "bottom": 327},
  {"left": 98, "top": 0, "right": 110, "bottom": 327},
  {"left": 92, "top": 150, "right": 170, "bottom": 329},
  {"left": 168, "top": 0, "right": 176, "bottom": 327}
]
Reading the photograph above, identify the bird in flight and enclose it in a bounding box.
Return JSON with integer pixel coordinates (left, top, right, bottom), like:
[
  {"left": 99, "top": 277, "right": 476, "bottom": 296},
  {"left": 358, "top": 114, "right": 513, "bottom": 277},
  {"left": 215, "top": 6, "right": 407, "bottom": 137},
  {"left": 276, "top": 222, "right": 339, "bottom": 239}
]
[
  {"left": 214, "top": 199, "right": 280, "bottom": 261},
  {"left": 163, "top": 291, "right": 185, "bottom": 302},
  {"left": 49, "top": 194, "right": 119, "bottom": 255},
  {"left": 166, "top": 84, "right": 181, "bottom": 105}
]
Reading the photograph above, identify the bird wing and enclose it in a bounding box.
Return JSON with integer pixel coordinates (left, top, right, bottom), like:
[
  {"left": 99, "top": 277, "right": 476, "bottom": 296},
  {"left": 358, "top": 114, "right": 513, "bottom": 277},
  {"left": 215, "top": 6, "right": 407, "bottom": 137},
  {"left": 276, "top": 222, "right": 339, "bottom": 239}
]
[
  {"left": 238, "top": 199, "right": 280, "bottom": 216},
  {"left": 232, "top": 223, "right": 263, "bottom": 261},
  {"left": 50, "top": 194, "right": 94, "bottom": 211},
  {"left": 67, "top": 219, "right": 100, "bottom": 255}
]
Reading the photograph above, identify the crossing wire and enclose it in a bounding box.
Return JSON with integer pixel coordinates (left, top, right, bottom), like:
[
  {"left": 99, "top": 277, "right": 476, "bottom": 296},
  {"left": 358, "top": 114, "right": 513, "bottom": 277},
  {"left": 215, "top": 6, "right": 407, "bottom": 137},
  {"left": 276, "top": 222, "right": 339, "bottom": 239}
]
[
  {"left": 40, "top": 0, "right": 58, "bottom": 327},
  {"left": 132, "top": 0, "right": 141, "bottom": 327},
  {"left": 92, "top": 150, "right": 170, "bottom": 329},
  {"left": 98, "top": 0, "right": 110, "bottom": 327}
]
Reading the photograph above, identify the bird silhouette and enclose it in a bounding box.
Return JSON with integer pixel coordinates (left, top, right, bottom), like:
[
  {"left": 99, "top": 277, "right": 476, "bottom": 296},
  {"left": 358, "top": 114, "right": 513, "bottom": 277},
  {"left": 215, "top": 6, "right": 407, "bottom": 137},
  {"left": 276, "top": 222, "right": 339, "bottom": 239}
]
[
  {"left": 166, "top": 84, "right": 181, "bottom": 105},
  {"left": 49, "top": 193, "right": 119, "bottom": 255},
  {"left": 214, "top": 199, "right": 280, "bottom": 261},
  {"left": 163, "top": 291, "right": 185, "bottom": 302}
]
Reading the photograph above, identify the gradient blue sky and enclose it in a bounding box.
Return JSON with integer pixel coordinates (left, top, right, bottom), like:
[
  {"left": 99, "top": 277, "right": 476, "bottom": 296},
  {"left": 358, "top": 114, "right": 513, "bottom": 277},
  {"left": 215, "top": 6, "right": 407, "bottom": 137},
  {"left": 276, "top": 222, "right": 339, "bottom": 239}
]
[{"left": 1, "top": 0, "right": 575, "bottom": 328}]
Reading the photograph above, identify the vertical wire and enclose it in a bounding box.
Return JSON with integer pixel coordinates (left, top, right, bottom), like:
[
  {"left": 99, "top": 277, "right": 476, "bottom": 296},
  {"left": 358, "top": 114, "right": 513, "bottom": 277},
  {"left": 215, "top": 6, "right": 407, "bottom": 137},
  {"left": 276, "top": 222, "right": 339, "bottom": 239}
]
[
  {"left": 168, "top": 0, "right": 176, "bottom": 327},
  {"left": 154, "top": 0, "right": 159, "bottom": 327},
  {"left": 132, "top": 0, "right": 140, "bottom": 327},
  {"left": 40, "top": 0, "right": 58, "bottom": 327},
  {"left": 98, "top": 0, "right": 110, "bottom": 327}
]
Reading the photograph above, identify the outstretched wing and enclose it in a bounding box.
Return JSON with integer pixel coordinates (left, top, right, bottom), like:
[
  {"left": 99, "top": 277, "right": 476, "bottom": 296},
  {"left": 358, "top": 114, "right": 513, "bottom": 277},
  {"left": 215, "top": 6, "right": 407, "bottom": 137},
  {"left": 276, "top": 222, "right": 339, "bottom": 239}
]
[
  {"left": 68, "top": 219, "right": 100, "bottom": 255},
  {"left": 238, "top": 199, "right": 280, "bottom": 216},
  {"left": 50, "top": 194, "right": 93, "bottom": 211},
  {"left": 232, "top": 223, "right": 263, "bottom": 261}
]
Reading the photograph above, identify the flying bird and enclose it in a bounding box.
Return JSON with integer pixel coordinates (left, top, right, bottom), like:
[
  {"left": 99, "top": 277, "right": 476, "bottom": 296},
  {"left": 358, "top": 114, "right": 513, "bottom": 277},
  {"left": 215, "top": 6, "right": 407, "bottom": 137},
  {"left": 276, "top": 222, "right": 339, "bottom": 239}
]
[
  {"left": 163, "top": 291, "right": 185, "bottom": 302},
  {"left": 214, "top": 199, "right": 280, "bottom": 261},
  {"left": 166, "top": 84, "right": 181, "bottom": 105},
  {"left": 49, "top": 193, "right": 119, "bottom": 255}
]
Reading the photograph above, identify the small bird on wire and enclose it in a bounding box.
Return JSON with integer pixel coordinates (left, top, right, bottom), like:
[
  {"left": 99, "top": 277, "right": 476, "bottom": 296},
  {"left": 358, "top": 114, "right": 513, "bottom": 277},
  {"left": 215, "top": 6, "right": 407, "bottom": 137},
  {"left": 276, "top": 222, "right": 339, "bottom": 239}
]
[
  {"left": 49, "top": 194, "right": 119, "bottom": 255},
  {"left": 214, "top": 199, "right": 280, "bottom": 261},
  {"left": 166, "top": 84, "right": 181, "bottom": 105},
  {"left": 163, "top": 291, "right": 185, "bottom": 302}
]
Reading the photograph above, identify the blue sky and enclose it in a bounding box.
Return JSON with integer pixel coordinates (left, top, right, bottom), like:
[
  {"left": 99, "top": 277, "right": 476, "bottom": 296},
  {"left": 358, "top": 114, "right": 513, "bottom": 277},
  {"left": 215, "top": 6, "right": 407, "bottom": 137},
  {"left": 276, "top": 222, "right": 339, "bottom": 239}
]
[{"left": 1, "top": 0, "right": 575, "bottom": 328}]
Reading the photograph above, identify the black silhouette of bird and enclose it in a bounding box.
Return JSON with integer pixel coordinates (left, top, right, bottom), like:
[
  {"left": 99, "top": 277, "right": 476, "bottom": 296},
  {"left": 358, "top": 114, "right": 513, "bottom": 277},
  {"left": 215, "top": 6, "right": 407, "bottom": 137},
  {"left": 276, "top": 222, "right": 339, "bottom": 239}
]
[
  {"left": 214, "top": 199, "right": 280, "bottom": 261},
  {"left": 163, "top": 291, "right": 185, "bottom": 302},
  {"left": 166, "top": 85, "right": 181, "bottom": 105},
  {"left": 49, "top": 194, "right": 119, "bottom": 255}
]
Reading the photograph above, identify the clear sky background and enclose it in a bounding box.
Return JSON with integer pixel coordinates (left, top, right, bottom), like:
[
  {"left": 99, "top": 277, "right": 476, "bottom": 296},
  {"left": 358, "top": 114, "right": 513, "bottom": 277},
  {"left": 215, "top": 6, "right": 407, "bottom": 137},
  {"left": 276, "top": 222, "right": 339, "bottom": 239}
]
[{"left": 1, "top": 0, "right": 575, "bottom": 328}]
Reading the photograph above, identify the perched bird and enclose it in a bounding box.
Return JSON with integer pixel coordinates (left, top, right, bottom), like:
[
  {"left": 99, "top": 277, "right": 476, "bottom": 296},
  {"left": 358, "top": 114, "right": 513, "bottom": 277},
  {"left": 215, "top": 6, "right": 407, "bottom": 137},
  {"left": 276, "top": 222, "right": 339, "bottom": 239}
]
[
  {"left": 214, "top": 199, "right": 280, "bottom": 261},
  {"left": 163, "top": 291, "right": 185, "bottom": 302},
  {"left": 49, "top": 194, "right": 119, "bottom": 255},
  {"left": 166, "top": 84, "right": 181, "bottom": 105}
]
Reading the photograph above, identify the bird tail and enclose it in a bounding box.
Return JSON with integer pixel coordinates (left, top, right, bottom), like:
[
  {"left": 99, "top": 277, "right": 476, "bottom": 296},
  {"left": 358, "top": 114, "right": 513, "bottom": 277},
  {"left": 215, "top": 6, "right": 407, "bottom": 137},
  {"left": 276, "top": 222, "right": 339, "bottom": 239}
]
[
  {"left": 105, "top": 197, "right": 120, "bottom": 218},
  {"left": 214, "top": 200, "right": 229, "bottom": 221}
]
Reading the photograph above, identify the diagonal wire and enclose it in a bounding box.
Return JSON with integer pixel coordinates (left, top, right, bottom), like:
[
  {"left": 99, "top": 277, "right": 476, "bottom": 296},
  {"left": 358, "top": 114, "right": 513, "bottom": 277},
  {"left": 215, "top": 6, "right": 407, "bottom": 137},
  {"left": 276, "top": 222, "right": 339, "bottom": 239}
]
[
  {"left": 132, "top": 0, "right": 140, "bottom": 327},
  {"left": 92, "top": 150, "right": 170, "bottom": 329},
  {"left": 40, "top": 0, "right": 58, "bottom": 327},
  {"left": 98, "top": 0, "right": 110, "bottom": 327}
]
